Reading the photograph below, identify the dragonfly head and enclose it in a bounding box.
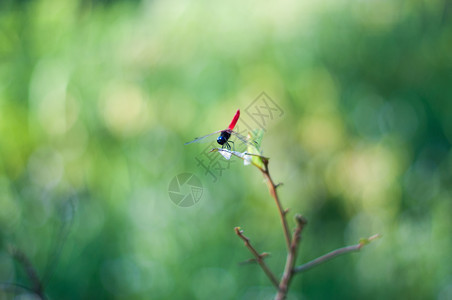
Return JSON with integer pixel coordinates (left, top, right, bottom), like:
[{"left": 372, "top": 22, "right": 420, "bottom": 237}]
[
  {"left": 217, "top": 135, "right": 227, "bottom": 145},
  {"left": 217, "top": 130, "right": 231, "bottom": 145}
]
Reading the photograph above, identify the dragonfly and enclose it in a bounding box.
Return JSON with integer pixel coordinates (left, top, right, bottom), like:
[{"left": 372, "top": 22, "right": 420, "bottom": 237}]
[{"left": 184, "top": 109, "right": 257, "bottom": 151}]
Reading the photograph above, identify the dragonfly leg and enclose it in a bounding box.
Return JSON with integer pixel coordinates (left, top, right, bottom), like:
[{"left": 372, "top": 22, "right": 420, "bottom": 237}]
[{"left": 229, "top": 140, "right": 235, "bottom": 151}]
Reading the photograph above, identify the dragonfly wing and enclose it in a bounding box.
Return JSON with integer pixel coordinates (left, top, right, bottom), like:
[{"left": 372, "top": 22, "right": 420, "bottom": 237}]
[
  {"left": 229, "top": 131, "right": 260, "bottom": 148},
  {"left": 184, "top": 130, "right": 223, "bottom": 145}
]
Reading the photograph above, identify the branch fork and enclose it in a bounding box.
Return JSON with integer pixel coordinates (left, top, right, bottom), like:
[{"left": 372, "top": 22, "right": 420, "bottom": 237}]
[{"left": 232, "top": 156, "right": 380, "bottom": 300}]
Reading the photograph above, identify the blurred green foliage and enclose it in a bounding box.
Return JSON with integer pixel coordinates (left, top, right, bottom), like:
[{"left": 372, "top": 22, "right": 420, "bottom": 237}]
[{"left": 0, "top": 0, "right": 451, "bottom": 299}]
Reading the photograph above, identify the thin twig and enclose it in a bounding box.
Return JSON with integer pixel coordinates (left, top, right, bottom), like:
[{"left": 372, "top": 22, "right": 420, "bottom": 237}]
[
  {"left": 238, "top": 252, "right": 270, "bottom": 265},
  {"left": 234, "top": 227, "right": 280, "bottom": 288},
  {"left": 276, "top": 215, "right": 307, "bottom": 300},
  {"left": 293, "top": 234, "right": 381, "bottom": 274},
  {"left": 8, "top": 245, "right": 45, "bottom": 299},
  {"left": 0, "top": 282, "right": 38, "bottom": 294},
  {"left": 261, "top": 161, "right": 292, "bottom": 251}
]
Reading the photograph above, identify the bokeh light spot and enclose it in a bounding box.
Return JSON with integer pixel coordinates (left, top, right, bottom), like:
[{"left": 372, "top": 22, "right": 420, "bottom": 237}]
[{"left": 99, "top": 82, "right": 152, "bottom": 138}]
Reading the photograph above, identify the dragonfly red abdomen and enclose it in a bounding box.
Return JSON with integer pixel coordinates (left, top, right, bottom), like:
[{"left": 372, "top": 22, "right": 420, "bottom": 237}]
[{"left": 228, "top": 109, "right": 240, "bottom": 131}]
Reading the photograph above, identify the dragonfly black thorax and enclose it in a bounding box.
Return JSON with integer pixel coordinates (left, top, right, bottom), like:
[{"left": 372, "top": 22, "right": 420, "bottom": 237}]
[{"left": 217, "top": 130, "right": 231, "bottom": 146}]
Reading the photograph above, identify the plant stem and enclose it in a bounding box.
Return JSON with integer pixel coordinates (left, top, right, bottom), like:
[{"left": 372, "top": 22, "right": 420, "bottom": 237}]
[
  {"left": 293, "top": 234, "right": 381, "bottom": 274},
  {"left": 275, "top": 215, "right": 307, "bottom": 300},
  {"left": 261, "top": 162, "right": 291, "bottom": 251},
  {"left": 235, "top": 227, "right": 280, "bottom": 288}
]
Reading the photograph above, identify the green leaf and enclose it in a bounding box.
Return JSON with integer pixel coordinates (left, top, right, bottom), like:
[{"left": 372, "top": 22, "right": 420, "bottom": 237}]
[{"left": 246, "top": 129, "right": 265, "bottom": 170}]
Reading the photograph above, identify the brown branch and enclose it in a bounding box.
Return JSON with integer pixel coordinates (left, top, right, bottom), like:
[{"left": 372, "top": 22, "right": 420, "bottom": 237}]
[
  {"left": 214, "top": 147, "right": 380, "bottom": 299},
  {"left": 234, "top": 227, "right": 279, "bottom": 288},
  {"left": 261, "top": 161, "right": 291, "bottom": 251},
  {"left": 275, "top": 215, "right": 307, "bottom": 300},
  {"left": 293, "top": 234, "right": 381, "bottom": 274}
]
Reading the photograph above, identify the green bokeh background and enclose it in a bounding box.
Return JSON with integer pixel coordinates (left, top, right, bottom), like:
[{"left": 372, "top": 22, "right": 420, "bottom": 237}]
[{"left": 1, "top": 0, "right": 451, "bottom": 299}]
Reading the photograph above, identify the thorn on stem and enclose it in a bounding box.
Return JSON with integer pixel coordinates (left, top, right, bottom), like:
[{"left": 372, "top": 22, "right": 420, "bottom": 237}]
[
  {"left": 275, "top": 182, "right": 284, "bottom": 188},
  {"left": 238, "top": 258, "right": 256, "bottom": 265},
  {"left": 238, "top": 252, "right": 271, "bottom": 265}
]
